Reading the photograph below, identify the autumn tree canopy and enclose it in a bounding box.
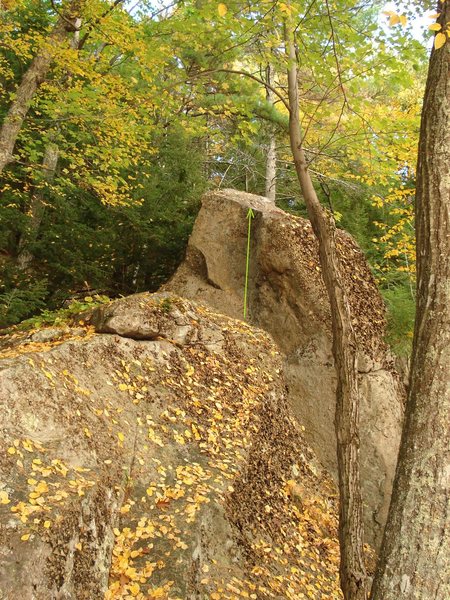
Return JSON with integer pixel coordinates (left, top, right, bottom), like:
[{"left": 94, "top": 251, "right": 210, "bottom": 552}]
[{"left": 0, "top": 0, "right": 429, "bottom": 338}]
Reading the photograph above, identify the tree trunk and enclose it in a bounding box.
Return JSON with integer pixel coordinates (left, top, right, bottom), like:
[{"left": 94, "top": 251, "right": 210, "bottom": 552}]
[
  {"left": 285, "top": 23, "right": 367, "bottom": 600},
  {"left": 265, "top": 133, "right": 276, "bottom": 202},
  {"left": 265, "top": 64, "right": 277, "bottom": 203},
  {"left": 0, "top": 1, "right": 81, "bottom": 174},
  {"left": 16, "top": 16, "right": 82, "bottom": 269},
  {"left": 370, "top": 5, "right": 450, "bottom": 599},
  {"left": 17, "top": 141, "right": 59, "bottom": 269}
]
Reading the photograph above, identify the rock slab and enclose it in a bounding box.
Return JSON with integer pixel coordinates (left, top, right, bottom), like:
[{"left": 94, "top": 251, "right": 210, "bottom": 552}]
[
  {"left": 0, "top": 293, "right": 343, "bottom": 599},
  {"left": 167, "top": 189, "right": 405, "bottom": 547}
]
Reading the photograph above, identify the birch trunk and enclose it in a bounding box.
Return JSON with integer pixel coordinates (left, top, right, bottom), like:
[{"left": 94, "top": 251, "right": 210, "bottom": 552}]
[
  {"left": 285, "top": 23, "right": 367, "bottom": 600},
  {"left": 370, "top": 4, "right": 450, "bottom": 598}
]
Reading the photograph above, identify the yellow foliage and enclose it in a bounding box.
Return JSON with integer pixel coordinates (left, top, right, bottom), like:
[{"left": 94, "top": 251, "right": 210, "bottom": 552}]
[
  {"left": 434, "top": 32, "right": 447, "bottom": 49},
  {"left": 217, "top": 3, "right": 227, "bottom": 17}
]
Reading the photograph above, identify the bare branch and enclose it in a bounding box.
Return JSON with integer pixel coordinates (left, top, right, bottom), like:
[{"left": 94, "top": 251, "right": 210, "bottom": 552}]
[
  {"left": 77, "top": 0, "right": 125, "bottom": 51},
  {"left": 50, "top": 0, "right": 83, "bottom": 32},
  {"left": 324, "top": 0, "right": 347, "bottom": 103}
]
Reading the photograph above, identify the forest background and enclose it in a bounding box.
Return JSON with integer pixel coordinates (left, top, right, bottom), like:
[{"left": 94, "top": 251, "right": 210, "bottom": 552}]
[{"left": 0, "top": 0, "right": 433, "bottom": 356}]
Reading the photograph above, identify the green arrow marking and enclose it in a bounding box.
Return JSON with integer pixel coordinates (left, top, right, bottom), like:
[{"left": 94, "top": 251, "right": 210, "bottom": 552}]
[{"left": 243, "top": 207, "right": 255, "bottom": 320}]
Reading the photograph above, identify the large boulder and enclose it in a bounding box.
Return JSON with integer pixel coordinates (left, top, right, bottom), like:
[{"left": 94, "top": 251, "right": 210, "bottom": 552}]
[
  {"left": 167, "top": 189, "right": 405, "bottom": 547},
  {"left": 0, "top": 293, "right": 344, "bottom": 599}
]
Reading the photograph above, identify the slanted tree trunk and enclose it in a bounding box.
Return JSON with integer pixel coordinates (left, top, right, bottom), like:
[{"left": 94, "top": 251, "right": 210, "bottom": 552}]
[
  {"left": 285, "top": 23, "right": 367, "bottom": 600},
  {"left": 264, "top": 64, "right": 277, "bottom": 203},
  {"left": 370, "top": 5, "right": 450, "bottom": 599},
  {"left": 16, "top": 16, "right": 83, "bottom": 269},
  {"left": 0, "top": 1, "right": 82, "bottom": 174}
]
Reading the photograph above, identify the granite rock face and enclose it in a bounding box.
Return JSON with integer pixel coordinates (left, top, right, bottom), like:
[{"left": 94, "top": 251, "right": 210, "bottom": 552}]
[
  {"left": 0, "top": 293, "right": 342, "bottom": 599},
  {"left": 167, "top": 189, "right": 405, "bottom": 547}
]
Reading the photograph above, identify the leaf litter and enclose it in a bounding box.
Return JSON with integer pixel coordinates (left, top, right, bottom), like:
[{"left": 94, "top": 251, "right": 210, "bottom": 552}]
[{"left": 0, "top": 294, "right": 350, "bottom": 599}]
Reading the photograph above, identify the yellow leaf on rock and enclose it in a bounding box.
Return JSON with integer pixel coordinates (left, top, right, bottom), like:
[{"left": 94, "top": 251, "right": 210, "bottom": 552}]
[
  {"left": 217, "top": 3, "right": 227, "bottom": 17},
  {"left": 149, "top": 587, "right": 169, "bottom": 598},
  {"left": 0, "top": 491, "right": 10, "bottom": 504},
  {"left": 35, "top": 481, "right": 48, "bottom": 494},
  {"left": 22, "top": 440, "right": 33, "bottom": 452},
  {"left": 21, "top": 533, "right": 31, "bottom": 541}
]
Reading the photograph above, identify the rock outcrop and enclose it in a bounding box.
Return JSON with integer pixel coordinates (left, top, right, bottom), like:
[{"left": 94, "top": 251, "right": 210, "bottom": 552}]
[
  {"left": 0, "top": 293, "right": 344, "bottom": 599},
  {"left": 167, "top": 189, "right": 405, "bottom": 547}
]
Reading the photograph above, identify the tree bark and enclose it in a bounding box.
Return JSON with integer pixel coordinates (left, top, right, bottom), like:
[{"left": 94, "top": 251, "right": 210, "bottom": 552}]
[
  {"left": 265, "top": 64, "right": 277, "bottom": 203},
  {"left": 265, "top": 130, "right": 277, "bottom": 202},
  {"left": 370, "top": 4, "right": 450, "bottom": 599},
  {"left": 16, "top": 16, "right": 81, "bottom": 268},
  {"left": 285, "top": 23, "right": 367, "bottom": 600},
  {"left": 17, "top": 140, "right": 59, "bottom": 269},
  {"left": 0, "top": 1, "right": 82, "bottom": 174}
]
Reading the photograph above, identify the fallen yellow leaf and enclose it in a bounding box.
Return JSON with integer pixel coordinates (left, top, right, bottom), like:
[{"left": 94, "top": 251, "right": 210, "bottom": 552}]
[{"left": 0, "top": 491, "right": 10, "bottom": 504}]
